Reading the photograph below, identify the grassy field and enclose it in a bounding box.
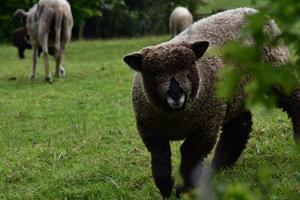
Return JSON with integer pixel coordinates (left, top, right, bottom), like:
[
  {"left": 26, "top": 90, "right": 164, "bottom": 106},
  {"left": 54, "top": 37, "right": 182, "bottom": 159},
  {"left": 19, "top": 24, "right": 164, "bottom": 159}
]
[{"left": 0, "top": 36, "right": 299, "bottom": 200}]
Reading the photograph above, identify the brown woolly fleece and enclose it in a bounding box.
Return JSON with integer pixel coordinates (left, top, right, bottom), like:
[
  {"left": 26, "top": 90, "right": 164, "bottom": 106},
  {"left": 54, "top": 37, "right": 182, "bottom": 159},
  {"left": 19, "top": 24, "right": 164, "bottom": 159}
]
[
  {"left": 12, "top": 27, "right": 32, "bottom": 59},
  {"left": 133, "top": 49, "right": 225, "bottom": 139},
  {"left": 123, "top": 7, "right": 299, "bottom": 199},
  {"left": 143, "top": 44, "right": 197, "bottom": 74},
  {"left": 12, "top": 26, "right": 55, "bottom": 59}
]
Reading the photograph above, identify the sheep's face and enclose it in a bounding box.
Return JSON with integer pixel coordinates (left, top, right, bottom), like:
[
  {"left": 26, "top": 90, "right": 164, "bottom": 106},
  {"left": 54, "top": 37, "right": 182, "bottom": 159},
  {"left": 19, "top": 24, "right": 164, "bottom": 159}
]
[
  {"left": 124, "top": 41, "right": 209, "bottom": 112},
  {"left": 13, "top": 9, "right": 27, "bottom": 26}
]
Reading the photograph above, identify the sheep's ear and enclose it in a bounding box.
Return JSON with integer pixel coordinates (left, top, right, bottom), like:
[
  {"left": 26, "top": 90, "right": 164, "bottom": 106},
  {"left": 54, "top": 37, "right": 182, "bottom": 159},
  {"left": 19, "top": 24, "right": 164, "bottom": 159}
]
[
  {"left": 13, "top": 9, "right": 27, "bottom": 20},
  {"left": 190, "top": 41, "right": 209, "bottom": 59},
  {"left": 123, "top": 52, "right": 143, "bottom": 72}
]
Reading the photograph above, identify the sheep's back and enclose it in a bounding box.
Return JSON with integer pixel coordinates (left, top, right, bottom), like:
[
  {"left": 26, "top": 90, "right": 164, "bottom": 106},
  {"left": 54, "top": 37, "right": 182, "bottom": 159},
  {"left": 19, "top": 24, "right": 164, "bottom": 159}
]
[
  {"left": 170, "top": 7, "right": 257, "bottom": 46},
  {"left": 170, "top": 7, "right": 193, "bottom": 32}
]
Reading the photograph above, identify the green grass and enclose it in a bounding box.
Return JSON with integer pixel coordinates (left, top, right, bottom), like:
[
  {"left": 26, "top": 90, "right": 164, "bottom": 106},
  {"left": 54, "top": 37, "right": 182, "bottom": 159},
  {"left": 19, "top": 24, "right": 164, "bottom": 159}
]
[
  {"left": 0, "top": 36, "right": 299, "bottom": 200},
  {"left": 198, "top": 0, "right": 268, "bottom": 13}
]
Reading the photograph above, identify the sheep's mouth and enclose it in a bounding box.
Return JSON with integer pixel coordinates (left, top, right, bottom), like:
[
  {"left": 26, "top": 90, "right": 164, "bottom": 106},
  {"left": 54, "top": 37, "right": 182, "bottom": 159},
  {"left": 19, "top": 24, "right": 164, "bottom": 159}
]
[{"left": 166, "top": 94, "right": 186, "bottom": 110}]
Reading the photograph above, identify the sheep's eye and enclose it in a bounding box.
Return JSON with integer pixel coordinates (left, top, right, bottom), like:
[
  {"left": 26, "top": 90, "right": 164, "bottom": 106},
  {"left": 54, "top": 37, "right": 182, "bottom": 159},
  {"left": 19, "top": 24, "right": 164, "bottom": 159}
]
[{"left": 146, "top": 66, "right": 165, "bottom": 74}]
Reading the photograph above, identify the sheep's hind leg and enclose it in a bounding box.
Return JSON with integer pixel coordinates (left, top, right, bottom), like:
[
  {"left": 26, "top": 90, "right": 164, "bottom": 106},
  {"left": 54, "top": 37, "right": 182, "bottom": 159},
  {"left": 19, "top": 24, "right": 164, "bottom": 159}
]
[
  {"left": 41, "top": 32, "right": 52, "bottom": 83},
  {"left": 55, "top": 44, "right": 65, "bottom": 78},
  {"left": 177, "top": 132, "right": 217, "bottom": 197},
  {"left": 29, "top": 45, "right": 39, "bottom": 80},
  {"left": 212, "top": 111, "right": 252, "bottom": 170},
  {"left": 275, "top": 88, "right": 300, "bottom": 144}
]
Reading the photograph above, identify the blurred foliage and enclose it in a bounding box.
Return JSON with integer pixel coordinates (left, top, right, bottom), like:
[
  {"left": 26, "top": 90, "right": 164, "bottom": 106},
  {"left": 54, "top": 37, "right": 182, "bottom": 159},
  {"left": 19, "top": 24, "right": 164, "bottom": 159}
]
[
  {"left": 68, "top": 0, "right": 103, "bottom": 25},
  {"left": 83, "top": 0, "right": 206, "bottom": 38},
  {"left": 0, "top": 0, "right": 205, "bottom": 41},
  {"left": 221, "top": 184, "right": 257, "bottom": 200},
  {"left": 216, "top": 0, "right": 300, "bottom": 108},
  {"left": 212, "top": 1, "right": 300, "bottom": 199},
  {"left": 0, "top": 0, "right": 36, "bottom": 42},
  {"left": 213, "top": 145, "right": 300, "bottom": 200}
]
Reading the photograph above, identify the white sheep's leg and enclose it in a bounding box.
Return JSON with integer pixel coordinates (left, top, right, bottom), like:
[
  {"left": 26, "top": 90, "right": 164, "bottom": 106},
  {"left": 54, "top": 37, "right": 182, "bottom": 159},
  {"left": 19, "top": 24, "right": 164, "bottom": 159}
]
[
  {"left": 60, "top": 65, "right": 65, "bottom": 77},
  {"left": 42, "top": 33, "right": 52, "bottom": 83},
  {"left": 173, "top": 24, "right": 177, "bottom": 37},
  {"left": 44, "top": 52, "right": 51, "bottom": 83},
  {"left": 30, "top": 45, "right": 39, "bottom": 80},
  {"left": 55, "top": 44, "right": 65, "bottom": 78},
  {"left": 170, "top": 21, "right": 175, "bottom": 38}
]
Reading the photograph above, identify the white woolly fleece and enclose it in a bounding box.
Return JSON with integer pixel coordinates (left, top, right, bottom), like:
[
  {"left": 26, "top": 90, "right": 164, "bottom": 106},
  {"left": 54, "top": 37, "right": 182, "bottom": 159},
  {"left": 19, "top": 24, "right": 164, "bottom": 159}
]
[{"left": 170, "top": 7, "right": 258, "bottom": 46}]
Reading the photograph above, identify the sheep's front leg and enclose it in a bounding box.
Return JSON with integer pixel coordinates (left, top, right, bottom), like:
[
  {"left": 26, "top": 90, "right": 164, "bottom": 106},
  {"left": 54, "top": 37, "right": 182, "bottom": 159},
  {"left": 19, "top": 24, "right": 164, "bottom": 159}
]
[
  {"left": 30, "top": 45, "right": 39, "bottom": 80},
  {"left": 138, "top": 125, "right": 174, "bottom": 199},
  {"left": 18, "top": 48, "right": 25, "bottom": 59},
  {"left": 150, "top": 142, "right": 173, "bottom": 199},
  {"left": 177, "top": 131, "right": 217, "bottom": 197}
]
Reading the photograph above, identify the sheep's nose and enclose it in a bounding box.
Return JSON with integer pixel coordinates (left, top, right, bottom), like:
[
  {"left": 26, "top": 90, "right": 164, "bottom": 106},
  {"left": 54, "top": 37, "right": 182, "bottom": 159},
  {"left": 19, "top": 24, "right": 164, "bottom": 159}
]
[
  {"left": 168, "top": 78, "right": 183, "bottom": 101},
  {"left": 166, "top": 78, "right": 186, "bottom": 109}
]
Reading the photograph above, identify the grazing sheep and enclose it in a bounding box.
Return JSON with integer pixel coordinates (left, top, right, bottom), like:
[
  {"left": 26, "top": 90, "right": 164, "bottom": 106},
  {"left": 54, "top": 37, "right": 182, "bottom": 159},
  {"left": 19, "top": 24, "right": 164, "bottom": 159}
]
[
  {"left": 12, "top": 27, "right": 55, "bottom": 59},
  {"left": 123, "top": 8, "right": 299, "bottom": 198},
  {"left": 14, "top": 0, "right": 73, "bottom": 83},
  {"left": 169, "top": 7, "right": 193, "bottom": 38},
  {"left": 12, "top": 27, "right": 32, "bottom": 59}
]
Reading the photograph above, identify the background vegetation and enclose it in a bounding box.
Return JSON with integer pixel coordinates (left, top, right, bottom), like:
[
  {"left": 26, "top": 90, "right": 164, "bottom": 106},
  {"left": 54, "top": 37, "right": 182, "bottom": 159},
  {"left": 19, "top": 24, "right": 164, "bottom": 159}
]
[
  {"left": 217, "top": 0, "right": 300, "bottom": 108},
  {"left": 0, "top": 0, "right": 205, "bottom": 41}
]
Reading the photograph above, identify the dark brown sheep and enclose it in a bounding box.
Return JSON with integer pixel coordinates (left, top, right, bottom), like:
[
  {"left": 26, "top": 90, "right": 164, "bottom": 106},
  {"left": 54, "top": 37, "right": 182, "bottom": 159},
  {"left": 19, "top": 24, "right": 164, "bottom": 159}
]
[
  {"left": 123, "top": 8, "right": 300, "bottom": 199},
  {"left": 12, "top": 26, "right": 55, "bottom": 59},
  {"left": 12, "top": 27, "right": 32, "bottom": 59}
]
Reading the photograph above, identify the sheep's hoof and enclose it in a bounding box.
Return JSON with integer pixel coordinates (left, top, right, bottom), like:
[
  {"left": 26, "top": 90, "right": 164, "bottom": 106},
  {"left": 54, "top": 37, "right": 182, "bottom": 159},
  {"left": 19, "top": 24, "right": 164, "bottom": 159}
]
[
  {"left": 45, "top": 76, "right": 53, "bottom": 83},
  {"left": 175, "top": 185, "right": 190, "bottom": 198},
  {"left": 60, "top": 69, "right": 65, "bottom": 77},
  {"left": 60, "top": 66, "right": 65, "bottom": 77},
  {"left": 55, "top": 68, "right": 65, "bottom": 78}
]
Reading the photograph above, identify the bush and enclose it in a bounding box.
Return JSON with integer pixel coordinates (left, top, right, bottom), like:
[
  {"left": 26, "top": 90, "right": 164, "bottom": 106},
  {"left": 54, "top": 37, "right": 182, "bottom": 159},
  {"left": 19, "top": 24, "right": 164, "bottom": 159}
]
[
  {"left": 216, "top": 0, "right": 300, "bottom": 108},
  {"left": 83, "top": 0, "right": 205, "bottom": 38}
]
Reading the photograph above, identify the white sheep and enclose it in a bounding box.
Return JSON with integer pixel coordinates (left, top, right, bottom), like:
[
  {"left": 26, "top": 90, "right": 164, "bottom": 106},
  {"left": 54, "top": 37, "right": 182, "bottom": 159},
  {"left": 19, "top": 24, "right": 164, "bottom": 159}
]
[
  {"left": 169, "top": 7, "right": 193, "bottom": 38},
  {"left": 14, "top": 0, "right": 73, "bottom": 83}
]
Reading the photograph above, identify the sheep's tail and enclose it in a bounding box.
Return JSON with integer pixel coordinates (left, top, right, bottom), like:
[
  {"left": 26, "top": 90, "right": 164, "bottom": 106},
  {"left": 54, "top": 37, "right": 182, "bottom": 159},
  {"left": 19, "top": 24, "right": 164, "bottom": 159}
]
[{"left": 54, "top": 11, "right": 64, "bottom": 56}]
